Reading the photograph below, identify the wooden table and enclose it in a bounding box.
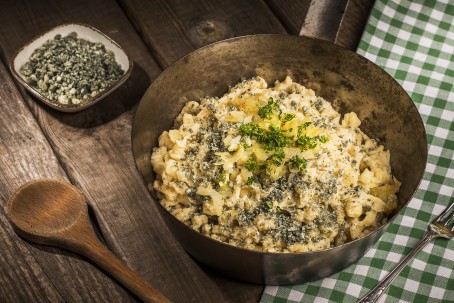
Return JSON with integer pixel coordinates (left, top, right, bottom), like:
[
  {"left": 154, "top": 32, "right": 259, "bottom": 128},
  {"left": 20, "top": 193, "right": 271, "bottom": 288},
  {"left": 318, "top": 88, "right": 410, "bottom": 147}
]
[{"left": 0, "top": 1, "right": 374, "bottom": 302}]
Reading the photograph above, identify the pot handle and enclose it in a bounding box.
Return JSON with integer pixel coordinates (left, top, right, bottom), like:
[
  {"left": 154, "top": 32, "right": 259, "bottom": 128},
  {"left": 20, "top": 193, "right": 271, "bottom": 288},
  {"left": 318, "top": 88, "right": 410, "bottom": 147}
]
[{"left": 299, "top": 0, "right": 349, "bottom": 43}]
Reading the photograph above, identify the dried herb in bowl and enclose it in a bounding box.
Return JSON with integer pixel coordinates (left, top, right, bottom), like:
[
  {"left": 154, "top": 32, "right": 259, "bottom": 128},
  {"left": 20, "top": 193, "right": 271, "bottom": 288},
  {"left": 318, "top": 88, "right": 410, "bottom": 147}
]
[{"left": 19, "top": 32, "right": 124, "bottom": 106}]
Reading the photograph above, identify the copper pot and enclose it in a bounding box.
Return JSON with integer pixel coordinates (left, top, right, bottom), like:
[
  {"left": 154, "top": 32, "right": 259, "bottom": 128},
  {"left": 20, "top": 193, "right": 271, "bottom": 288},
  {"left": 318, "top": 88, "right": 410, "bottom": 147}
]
[{"left": 132, "top": 34, "right": 427, "bottom": 285}]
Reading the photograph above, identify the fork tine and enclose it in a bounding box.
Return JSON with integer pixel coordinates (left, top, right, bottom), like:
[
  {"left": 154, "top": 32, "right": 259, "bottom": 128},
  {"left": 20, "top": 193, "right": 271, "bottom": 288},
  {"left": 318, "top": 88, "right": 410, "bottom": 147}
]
[{"left": 435, "top": 197, "right": 454, "bottom": 226}]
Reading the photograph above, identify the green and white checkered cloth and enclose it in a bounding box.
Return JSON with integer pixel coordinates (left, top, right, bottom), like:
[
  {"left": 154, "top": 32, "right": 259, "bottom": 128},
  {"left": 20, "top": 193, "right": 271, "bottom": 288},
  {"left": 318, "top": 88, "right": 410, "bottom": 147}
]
[{"left": 261, "top": 0, "right": 454, "bottom": 302}]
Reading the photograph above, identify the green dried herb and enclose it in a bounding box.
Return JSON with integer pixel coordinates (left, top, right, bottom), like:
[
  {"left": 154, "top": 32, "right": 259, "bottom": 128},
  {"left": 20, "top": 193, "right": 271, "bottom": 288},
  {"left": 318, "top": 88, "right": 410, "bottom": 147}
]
[{"left": 20, "top": 32, "right": 124, "bottom": 105}]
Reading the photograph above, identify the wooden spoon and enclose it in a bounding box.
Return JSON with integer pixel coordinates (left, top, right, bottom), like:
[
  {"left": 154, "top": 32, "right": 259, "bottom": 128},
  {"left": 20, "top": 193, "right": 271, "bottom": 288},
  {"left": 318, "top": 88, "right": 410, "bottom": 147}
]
[{"left": 6, "top": 179, "right": 171, "bottom": 303}]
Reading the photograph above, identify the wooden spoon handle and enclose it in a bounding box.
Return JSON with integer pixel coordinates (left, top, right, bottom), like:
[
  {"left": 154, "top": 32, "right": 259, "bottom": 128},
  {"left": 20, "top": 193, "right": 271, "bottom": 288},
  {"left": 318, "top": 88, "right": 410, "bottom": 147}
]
[
  {"left": 63, "top": 213, "right": 171, "bottom": 303},
  {"left": 83, "top": 240, "right": 171, "bottom": 303}
]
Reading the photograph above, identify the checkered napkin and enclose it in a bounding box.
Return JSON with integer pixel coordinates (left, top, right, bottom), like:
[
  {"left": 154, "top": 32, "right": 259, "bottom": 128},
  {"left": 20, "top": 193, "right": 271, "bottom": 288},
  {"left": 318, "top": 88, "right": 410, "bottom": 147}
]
[{"left": 261, "top": 0, "right": 454, "bottom": 302}]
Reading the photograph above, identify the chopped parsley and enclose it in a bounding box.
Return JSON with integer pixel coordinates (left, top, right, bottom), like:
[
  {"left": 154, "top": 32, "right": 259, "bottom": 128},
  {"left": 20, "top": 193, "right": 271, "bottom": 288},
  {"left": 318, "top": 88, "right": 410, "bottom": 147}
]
[
  {"left": 239, "top": 123, "right": 266, "bottom": 140},
  {"left": 297, "top": 122, "right": 312, "bottom": 135},
  {"left": 240, "top": 123, "right": 292, "bottom": 150},
  {"left": 216, "top": 171, "right": 226, "bottom": 184},
  {"left": 296, "top": 135, "right": 318, "bottom": 150},
  {"left": 240, "top": 137, "right": 252, "bottom": 149},
  {"left": 282, "top": 113, "right": 295, "bottom": 122},
  {"left": 270, "top": 149, "right": 285, "bottom": 166},
  {"left": 236, "top": 99, "right": 329, "bottom": 179},
  {"left": 259, "top": 162, "right": 269, "bottom": 170},
  {"left": 265, "top": 200, "right": 273, "bottom": 209},
  {"left": 258, "top": 97, "right": 279, "bottom": 119},
  {"left": 264, "top": 125, "right": 293, "bottom": 150},
  {"left": 245, "top": 156, "right": 258, "bottom": 171},
  {"left": 318, "top": 134, "right": 329, "bottom": 143},
  {"left": 289, "top": 155, "right": 307, "bottom": 171},
  {"left": 245, "top": 176, "right": 256, "bottom": 185}
]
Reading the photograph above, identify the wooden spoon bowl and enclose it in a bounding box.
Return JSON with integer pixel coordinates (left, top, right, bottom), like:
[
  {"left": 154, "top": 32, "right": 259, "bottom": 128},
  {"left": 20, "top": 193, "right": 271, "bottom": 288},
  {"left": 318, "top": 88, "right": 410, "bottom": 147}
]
[{"left": 8, "top": 179, "right": 86, "bottom": 238}]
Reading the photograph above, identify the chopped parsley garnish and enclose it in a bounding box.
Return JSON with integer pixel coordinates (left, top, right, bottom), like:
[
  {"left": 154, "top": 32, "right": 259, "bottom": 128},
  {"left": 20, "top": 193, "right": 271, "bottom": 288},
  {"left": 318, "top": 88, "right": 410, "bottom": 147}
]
[
  {"left": 289, "top": 155, "right": 307, "bottom": 171},
  {"left": 259, "top": 162, "right": 269, "bottom": 170},
  {"left": 216, "top": 172, "right": 226, "bottom": 184},
  {"left": 240, "top": 137, "right": 251, "bottom": 149},
  {"left": 318, "top": 134, "right": 329, "bottom": 143},
  {"left": 282, "top": 113, "right": 295, "bottom": 122},
  {"left": 258, "top": 97, "right": 279, "bottom": 119},
  {"left": 296, "top": 135, "right": 318, "bottom": 150},
  {"left": 245, "top": 156, "right": 257, "bottom": 171},
  {"left": 270, "top": 149, "right": 285, "bottom": 166},
  {"left": 297, "top": 122, "right": 312, "bottom": 135},
  {"left": 239, "top": 123, "right": 266, "bottom": 140},
  {"left": 240, "top": 123, "right": 292, "bottom": 150},
  {"left": 265, "top": 201, "right": 273, "bottom": 209},
  {"left": 264, "top": 125, "right": 293, "bottom": 150},
  {"left": 245, "top": 176, "right": 255, "bottom": 185},
  {"left": 236, "top": 100, "right": 329, "bottom": 178}
]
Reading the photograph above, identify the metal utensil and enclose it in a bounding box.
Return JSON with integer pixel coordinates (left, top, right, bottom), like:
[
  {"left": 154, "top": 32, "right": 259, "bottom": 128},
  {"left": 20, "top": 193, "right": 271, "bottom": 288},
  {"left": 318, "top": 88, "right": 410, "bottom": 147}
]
[{"left": 358, "top": 197, "right": 454, "bottom": 303}]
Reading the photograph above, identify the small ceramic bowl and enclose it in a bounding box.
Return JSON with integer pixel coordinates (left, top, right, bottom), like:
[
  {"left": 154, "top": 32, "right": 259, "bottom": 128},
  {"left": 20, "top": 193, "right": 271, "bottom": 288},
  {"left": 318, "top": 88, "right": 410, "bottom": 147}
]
[{"left": 10, "top": 23, "right": 133, "bottom": 112}]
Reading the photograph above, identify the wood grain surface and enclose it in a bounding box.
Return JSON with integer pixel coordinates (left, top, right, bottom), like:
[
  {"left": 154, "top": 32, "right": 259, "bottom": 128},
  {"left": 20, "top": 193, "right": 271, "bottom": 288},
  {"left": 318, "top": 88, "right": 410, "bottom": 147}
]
[
  {"left": 118, "top": 0, "right": 287, "bottom": 67},
  {"left": 336, "top": 0, "right": 376, "bottom": 50},
  {"left": 0, "top": 58, "right": 135, "bottom": 302},
  {"left": 261, "top": 0, "right": 311, "bottom": 35},
  {"left": 0, "top": 0, "right": 372, "bottom": 302}
]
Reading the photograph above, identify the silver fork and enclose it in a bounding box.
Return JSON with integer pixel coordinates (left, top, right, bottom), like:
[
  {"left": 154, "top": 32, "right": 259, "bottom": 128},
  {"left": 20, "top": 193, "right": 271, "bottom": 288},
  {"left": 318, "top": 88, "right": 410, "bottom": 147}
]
[{"left": 358, "top": 197, "right": 454, "bottom": 303}]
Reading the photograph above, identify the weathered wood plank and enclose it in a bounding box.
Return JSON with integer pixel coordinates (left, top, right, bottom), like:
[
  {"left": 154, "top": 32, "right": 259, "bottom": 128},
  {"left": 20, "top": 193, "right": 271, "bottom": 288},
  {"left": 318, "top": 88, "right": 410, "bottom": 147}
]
[
  {"left": 336, "top": 0, "right": 376, "bottom": 50},
  {"left": 118, "top": 0, "right": 287, "bottom": 67},
  {"left": 116, "top": 1, "right": 296, "bottom": 301},
  {"left": 264, "top": 0, "right": 311, "bottom": 35},
  {"left": 0, "top": 59, "right": 134, "bottom": 302},
  {"left": 0, "top": 0, "right": 376, "bottom": 301},
  {"left": 0, "top": 0, "right": 252, "bottom": 302}
]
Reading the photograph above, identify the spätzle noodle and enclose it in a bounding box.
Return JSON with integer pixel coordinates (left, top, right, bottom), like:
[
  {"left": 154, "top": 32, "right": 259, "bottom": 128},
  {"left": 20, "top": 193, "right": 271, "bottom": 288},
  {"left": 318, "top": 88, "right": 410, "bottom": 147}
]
[{"left": 151, "top": 76, "right": 400, "bottom": 253}]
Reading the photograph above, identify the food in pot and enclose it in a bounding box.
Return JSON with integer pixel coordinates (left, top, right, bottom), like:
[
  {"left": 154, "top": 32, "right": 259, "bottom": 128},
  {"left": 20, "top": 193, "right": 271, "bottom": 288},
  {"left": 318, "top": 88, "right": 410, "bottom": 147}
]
[{"left": 151, "top": 76, "right": 400, "bottom": 253}]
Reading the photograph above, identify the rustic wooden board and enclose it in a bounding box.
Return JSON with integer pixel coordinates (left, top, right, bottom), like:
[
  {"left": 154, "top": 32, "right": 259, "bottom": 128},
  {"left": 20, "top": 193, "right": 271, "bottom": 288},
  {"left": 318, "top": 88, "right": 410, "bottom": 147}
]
[
  {"left": 264, "top": 0, "right": 311, "bottom": 34},
  {"left": 117, "top": 1, "right": 307, "bottom": 300},
  {"left": 118, "top": 0, "right": 287, "bottom": 67},
  {"left": 0, "top": 0, "right": 375, "bottom": 301},
  {"left": 0, "top": 59, "right": 134, "bottom": 302},
  {"left": 0, "top": 0, "right": 265, "bottom": 302},
  {"left": 336, "top": 0, "right": 375, "bottom": 50},
  {"left": 0, "top": 1, "right": 280, "bottom": 302}
]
